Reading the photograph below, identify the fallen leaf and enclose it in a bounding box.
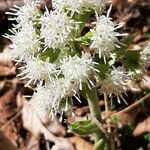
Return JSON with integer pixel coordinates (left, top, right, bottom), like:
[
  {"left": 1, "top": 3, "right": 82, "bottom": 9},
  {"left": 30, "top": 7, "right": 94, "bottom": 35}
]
[
  {"left": 22, "top": 102, "right": 43, "bottom": 138},
  {"left": 0, "top": 49, "right": 16, "bottom": 76},
  {"left": 0, "top": 130, "right": 17, "bottom": 150},
  {"left": 69, "top": 136, "right": 93, "bottom": 150},
  {"left": 48, "top": 118, "right": 66, "bottom": 137},
  {"left": 19, "top": 136, "right": 40, "bottom": 150},
  {"left": 1, "top": 122, "right": 18, "bottom": 146},
  {"left": 133, "top": 117, "right": 150, "bottom": 137},
  {"left": 0, "top": 90, "right": 16, "bottom": 120},
  {"left": 22, "top": 101, "right": 74, "bottom": 150}
]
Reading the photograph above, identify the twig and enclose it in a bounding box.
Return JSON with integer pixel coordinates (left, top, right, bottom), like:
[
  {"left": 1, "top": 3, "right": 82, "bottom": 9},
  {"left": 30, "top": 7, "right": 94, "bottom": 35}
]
[
  {"left": 46, "top": 141, "right": 51, "bottom": 150},
  {"left": 92, "top": 116, "right": 109, "bottom": 139},
  {"left": 92, "top": 116, "right": 115, "bottom": 150},
  {"left": 113, "top": 93, "right": 150, "bottom": 116},
  {"left": 104, "top": 92, "right": 109, "bottom": 112},
  {"left": 0, "top": 110, "right": 21, "bottom": 129}
]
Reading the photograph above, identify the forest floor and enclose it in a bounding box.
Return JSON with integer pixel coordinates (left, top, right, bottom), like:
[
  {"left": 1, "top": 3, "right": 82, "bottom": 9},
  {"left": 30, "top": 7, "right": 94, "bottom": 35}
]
[{"left": 0, "top": 0, "right": 150, "bottom": 150}]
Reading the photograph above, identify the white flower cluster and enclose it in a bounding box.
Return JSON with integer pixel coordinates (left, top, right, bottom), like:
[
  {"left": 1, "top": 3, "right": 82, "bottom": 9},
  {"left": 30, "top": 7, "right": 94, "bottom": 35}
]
[
  {"left": 99, "top": 67, "right": 130, "bottom": 104},
  {"left": 60, "top": 53, "right": 98, "bottom": 90},
  {"left": 6, "top": 0, "right": 40, "bottom": 28},
  {"left": 5, "top": 0, "right": 133, "bottom": 118},
  {"left": 40, "top": 8, "right": 75, "bottom": 50},
  {"left": 18, "top": 58, "right": 58, "bottom": 85},
  {"left": 52, "top": 0, "right": 106, "bottom": 15},
  {"left": 5, "top": 23, "right": 41, "bottom": 61},
  {"left": 140, "top": 42, "right": 150, "bottom": 68},
  {"left": 32, "top": 78, "right": 79, "bottom": 119},
  {"left": 5, "top": 0, "right": 41, "bottom": 61},
  {"left": 90, "top": 14, "right": 125, "bottom": 62}
]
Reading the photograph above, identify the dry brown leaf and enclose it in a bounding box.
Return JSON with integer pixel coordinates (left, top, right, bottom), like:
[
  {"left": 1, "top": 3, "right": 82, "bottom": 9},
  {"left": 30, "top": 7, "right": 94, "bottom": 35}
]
[
  {"left": 119, "top": 110, "right": 138, "bottom": 126},
  {"left": 19, "top": 136, "right": 40, "bottom": 150},
  {"left": 1, "top": 122, "right": 18, "bottom": 146},
  {"left": 48, "top": 118, "right": 66, "bottom": 137},
  {"left": 0, "top": 81, "right": 5, "bottom": 91},
  {"left": 127, "top": 75, "right": 150, "bottom": 92},
  {"left": 0, "top": 65, "right": 16, "bottom": 76},
  {"left": 0, "top": 90, "right": 16, "bottom": 120},
  {"left": 0, "top": 0, "right": 24, "bottom": 11},
  {"left": 22, "top": 102, "right": 43, "bottom": 138},
  {"left": 133, "top": 117, "right": 150, "bottom": 137},
  {"left": 51, "top": 137, "right": 74, "bottom": 150},
  {"left": 75, "top": 106, "right": 89, "bottom": 116},
  {"left": 22, "top": 102, "right": 74, "bottom": 150},
  {"left": 0, "top": 130, "right": 17, "bottom": 150},
  {"left": 0, "top": 49, "right": 16, "bottom": 76},
  {"left": 69, "top": 136, "right": 93, "bottom": 150},
  {"left": 0, "top": 48, "right": 12, "bottom": 65},
  {"left": 141, "top": 75, "right": 150, "bottom": 89}
]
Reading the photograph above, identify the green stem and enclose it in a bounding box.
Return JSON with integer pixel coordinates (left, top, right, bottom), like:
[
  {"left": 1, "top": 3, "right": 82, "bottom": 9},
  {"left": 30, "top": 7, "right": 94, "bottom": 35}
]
[
  {"left": 104, "top": 92, "right": 109, "bottom": 112},
  {"left": 86, "top": 85, "right": 109, "bottom": 149}
]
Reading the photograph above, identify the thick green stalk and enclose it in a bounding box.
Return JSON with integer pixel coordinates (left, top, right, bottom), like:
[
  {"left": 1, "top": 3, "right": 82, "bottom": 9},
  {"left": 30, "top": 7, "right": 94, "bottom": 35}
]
[{"left": 86, "top": 86, "right": 109, "bottom": 150}]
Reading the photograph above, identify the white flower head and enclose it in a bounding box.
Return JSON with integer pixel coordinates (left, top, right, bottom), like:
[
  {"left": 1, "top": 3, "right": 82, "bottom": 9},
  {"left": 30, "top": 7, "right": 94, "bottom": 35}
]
[
  {"left": 6, "top": 0, "right": 40, "bottom": 27},
  {"left": 32, "top": 85, "right": 52, "bottom": 117},
  {"left": 140, "top": 42, "right": 150, "bottom": 62},
  {"left": 99, "top": 67, "right": 130, "bottom": 104},
  {"left": 50, "top": 79, "right": 78, "bottom": 104},
  {"left": 60, "top": 53, "right": 98, "bottom": 90},
  {"left": 5, "top": 22, "right": 41, "bottom": 61},
  {"left": 90, "top": 13, "right": 125, "bottom": 62},
  {"left": 32, "top": 79, "right": 78, "bottom": 119},
  {"left": 53, "top": 0, "right": 83, "bottom": 14},
  {"left": 18, "top": 58, "right": 58, "bottom": 85},
  {"left": 52, "top": 0, "right": 105, "bottom": 15},
  {"left": 40, "top": 8, "right": 75, "bottom": 50},
  {"left": 82, "top": 0, "right": 106, "bottom": 14},
  {"left": 140, "top": 42, "right": 150, "bottom": 70}
]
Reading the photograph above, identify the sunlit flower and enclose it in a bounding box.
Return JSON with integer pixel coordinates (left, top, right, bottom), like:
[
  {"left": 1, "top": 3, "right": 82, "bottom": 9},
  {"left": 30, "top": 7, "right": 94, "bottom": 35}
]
[
  {"left": 60, "top": 53, "right": 99, "bottom": 90},
  {"left": 32, "top": 85, "right": 52, "bottom": 118},
  {"left": 5, "top": 22, "right": 41, "bottom": 61},
  {"left": 90, "top": 14, "right": 125, "bottom": 62},
  {"left": 32, "top": 78, "right": 78, "bottom": 119},
  {"left": 53, "top": 0, "right": 85, "bottom": 14},
  {"left": 18, "top": 58, "right": 58, "bottom": 85},
  {"left": 140, "top": 42, "right": 150, "bottom": 68},
  {"left": 99, "top": 67, "right": 130, "bottom": 104},
  {"left": 6, "top": 0, "right": 40, "bottom": 27},
  {"left": 52, "top": 0, "right": 105, "bottom": 15},
  {"left": 82, "top": 0, "right": 106, "bottom": 14},
  {"left": 40, "top": 8, "right": 74, "bottom": 50}
]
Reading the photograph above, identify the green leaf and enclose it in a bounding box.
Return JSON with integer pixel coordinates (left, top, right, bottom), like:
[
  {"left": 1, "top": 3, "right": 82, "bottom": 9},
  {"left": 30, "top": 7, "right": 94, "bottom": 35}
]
[
  {"left": 75, "top": 31, "right": 93, "bottom": 45},
  {"left": 111, "top": 115, "right": 121, "bottom": 123},
  {"left": 73, "top": 11, "right": 92, "bottom": 37},
  {"left": 68, "top": 41, "right": 82, "bottom": 56},
  {"left": 114, "top": 35, "right": 135, "bottom": 57},
  {"left": 95, "top": 63, "right": 109, "bottom": 79},
  {"left": 121, "top": 35, "right": 135, "bottom": 51},
  {"left": 93, "top": 139, "right": 109, "bottom": 150},
  {"left": 125, "top": 50, "right": 140, "bottom": 62},
  {"left": 59, "top": 97, "right": 72, "bottom": 110},
  {"left": 93, "top": 139, "right": 105, "bottom": 150},
  {"left": 39, "top": 48, "right": 60, "bottom": 63},
  {"left": 123, "top": 50, "right": 140, "bottom": 71},
  {"left": 143, "top": 33, "right": 150, "bottom": 39},
  {"left": 94, "top": 55, "right": 109, "bottom": 79},
  {"left": 70, "top": 120, "right": 99, "bottom": 135},
  {"left": 144, "top": 133, "right": 150, "bottom": 142}
]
